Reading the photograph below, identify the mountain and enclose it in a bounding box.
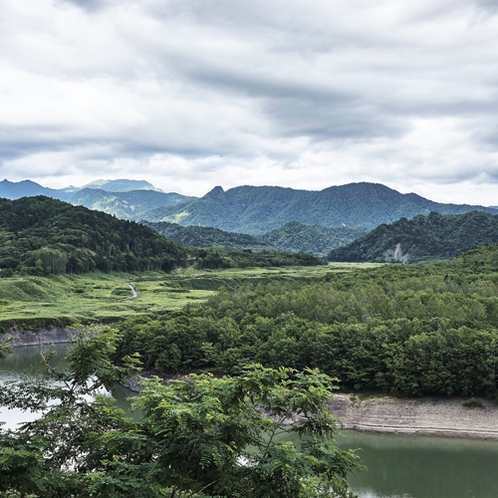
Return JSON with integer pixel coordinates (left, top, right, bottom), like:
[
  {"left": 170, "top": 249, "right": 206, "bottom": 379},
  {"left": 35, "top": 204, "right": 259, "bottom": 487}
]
[
  {"left": 137, "top": 182, "right": 498, "bottom": 233},
  {"left": 69, "top": 188, "right": 193, "bottom": 220},
  {"left": 328, "top": 210, "right": 498, "bottom": 263},
  {"left": 0, "top": 196, "right": 186, "bottom": 275},
  {"left": 259, "top": 221, "right": 368, "bottom": 256},
  {"left": 0, "top": 179, "right": 193, "bottom": 220},
  {"left": 81, "top": 179, "right": 161, "bottom": 192}
]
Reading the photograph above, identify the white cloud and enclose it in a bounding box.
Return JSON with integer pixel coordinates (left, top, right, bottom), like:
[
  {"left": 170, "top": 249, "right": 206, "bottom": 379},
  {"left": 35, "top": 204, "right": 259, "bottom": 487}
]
[{"left": 1, "top": 0, "right": 498, "bottom": 204}]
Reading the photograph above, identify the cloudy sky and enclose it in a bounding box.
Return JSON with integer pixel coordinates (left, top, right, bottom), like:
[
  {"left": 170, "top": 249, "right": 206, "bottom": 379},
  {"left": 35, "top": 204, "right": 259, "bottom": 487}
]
[{"left": 2, "top": 0, "right": 498, "bottom": 204}]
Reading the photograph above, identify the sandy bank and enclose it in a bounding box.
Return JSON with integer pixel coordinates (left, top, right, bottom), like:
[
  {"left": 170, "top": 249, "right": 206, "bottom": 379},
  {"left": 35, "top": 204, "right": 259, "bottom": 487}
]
[
  {"left": 0, "top": 328, "right": 77, "bottom": 347},
  {"left": 328, "top": 394, "right": 498, "bottom": 440}
]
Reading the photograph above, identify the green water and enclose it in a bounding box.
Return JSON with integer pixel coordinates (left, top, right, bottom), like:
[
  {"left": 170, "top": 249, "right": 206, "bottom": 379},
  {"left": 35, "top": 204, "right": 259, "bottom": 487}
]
[{"left": 2, "top": 345, "right": 498, "bottom": 498}]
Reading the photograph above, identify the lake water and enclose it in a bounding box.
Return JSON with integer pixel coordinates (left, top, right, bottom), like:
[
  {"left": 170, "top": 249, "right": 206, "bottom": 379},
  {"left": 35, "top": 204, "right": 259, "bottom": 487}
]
[{"left": 1, "top": 344, "right": 498, "bottom": 498}]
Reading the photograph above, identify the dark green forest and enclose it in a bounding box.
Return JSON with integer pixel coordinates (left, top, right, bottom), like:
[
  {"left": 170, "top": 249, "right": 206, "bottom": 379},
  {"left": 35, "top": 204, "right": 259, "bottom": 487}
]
[
  {"left": 329, "top": 210, "right": 498, "bottom": 263},
  {"left": 114, "top": 243, "right": 498, "bottom": 399},
  {"left": 0, "top": 196, "right": 187, "bottom": 275}
]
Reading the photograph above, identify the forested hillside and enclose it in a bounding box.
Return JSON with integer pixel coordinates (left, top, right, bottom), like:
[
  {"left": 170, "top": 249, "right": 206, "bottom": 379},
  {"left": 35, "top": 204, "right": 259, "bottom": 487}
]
[
  {"left": 328, "top": 211, "right": 498, "bottom": 263},
  {"left": 0, "top": 196, "right": 187, "bottom": 275},
  {"left": 136, "top": 182, "right": 497, "bottom": 232},
  {"left": 114, "top": 243, "right": 498, "bottom": 399},
  {"left": 143, "top": 221, "right": 273, "bottom": 250},
  {"left": 260, "top": 221, "right": 368, "bottom": 256}
]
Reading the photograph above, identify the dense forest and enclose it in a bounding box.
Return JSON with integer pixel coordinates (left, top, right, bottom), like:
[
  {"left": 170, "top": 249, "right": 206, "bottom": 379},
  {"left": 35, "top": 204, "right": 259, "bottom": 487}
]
[
  {"left": 0, "top": 196, "right": 187, "bottom": 275},
  {"left": 0, "top": 197, "right": 322, "bottom": 277},
  {"left": 328, "top": 211, "right": 498, "bottom": 263},
  {"left": 113, "top": 243, "right": 498, "bottom": 399}
]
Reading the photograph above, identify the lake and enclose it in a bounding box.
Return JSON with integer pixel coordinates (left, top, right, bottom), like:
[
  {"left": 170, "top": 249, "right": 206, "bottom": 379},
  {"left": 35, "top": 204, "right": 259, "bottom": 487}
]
[{"left": 1, "top": 344, "right": 498, "bottom": 498}]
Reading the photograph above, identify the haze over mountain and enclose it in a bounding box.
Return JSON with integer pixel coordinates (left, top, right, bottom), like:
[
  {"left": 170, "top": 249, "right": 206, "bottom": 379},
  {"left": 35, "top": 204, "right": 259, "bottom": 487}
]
[
  {"left": 0, "top": 179, "right": 193, "bottom": 220},
  {"left": 328, "top": 211, "right": 498, "bottom": 263},
  {"left": 137, "top": 183, "right": 498, "bottom": 233}
]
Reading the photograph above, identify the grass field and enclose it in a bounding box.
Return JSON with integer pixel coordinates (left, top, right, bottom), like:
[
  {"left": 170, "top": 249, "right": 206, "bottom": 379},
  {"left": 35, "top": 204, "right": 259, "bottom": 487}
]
[{"left": 0, "top": 263, "right": 383, "bottom": 331}]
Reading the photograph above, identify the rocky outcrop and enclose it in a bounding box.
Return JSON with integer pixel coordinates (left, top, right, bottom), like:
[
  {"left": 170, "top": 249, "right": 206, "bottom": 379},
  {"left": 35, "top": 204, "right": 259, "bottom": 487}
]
[{"left": 328, "top": 394, "right": 498, "bottom": 440}]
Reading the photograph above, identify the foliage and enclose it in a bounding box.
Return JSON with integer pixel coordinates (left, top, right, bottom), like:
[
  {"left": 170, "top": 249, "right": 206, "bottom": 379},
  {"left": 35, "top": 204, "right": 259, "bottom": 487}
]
[
  {"left": 114, "top": 244, "right": 498, "bottom": 399},
  {"left": 328, "top": 211, "right": 498, "bottom": 263},
  {"left": 0, "top": 333, "right": 361, "bottom": 498}
]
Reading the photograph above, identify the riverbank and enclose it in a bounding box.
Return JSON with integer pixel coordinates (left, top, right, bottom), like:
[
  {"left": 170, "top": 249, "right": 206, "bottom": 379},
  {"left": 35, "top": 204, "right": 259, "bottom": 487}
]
[
  {"left": 328, "top": 394, "right": 498, "bottom": 440},
  {"left": 0, "top": 328, "right": 77, "bottom": 347}
]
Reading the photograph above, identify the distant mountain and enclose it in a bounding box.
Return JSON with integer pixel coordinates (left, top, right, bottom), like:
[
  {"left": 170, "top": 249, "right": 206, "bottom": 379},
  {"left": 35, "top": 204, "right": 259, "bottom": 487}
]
[
  {"left": 0, "top": 179, "right": 193, "bottom": 219},
  {"left": 69, "top": 188, "right": 193, "bottom": 220},
  {"left": 82, "top": 179, "right": 161, "bottom": 192},
  {"left": 136, "top": 183, "right": 498, "bottom": 233},
  {"left": 328, "top": 210, "right": 498, "bottom": 263},
  {"left": 0, "top": 179, "right": 73, "bottom": 201},
  {"left": 259, "top": 221, "right": 368, "bottom": 257},
  {"left": 142, "top": 221, "right": 274, "bottom": 251}
]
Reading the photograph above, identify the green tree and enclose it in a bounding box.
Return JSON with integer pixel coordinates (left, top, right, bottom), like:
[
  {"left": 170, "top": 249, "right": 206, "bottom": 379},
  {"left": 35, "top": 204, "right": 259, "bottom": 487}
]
[{"left": 0, "top": 334, "right": 361, "bottom": 498}]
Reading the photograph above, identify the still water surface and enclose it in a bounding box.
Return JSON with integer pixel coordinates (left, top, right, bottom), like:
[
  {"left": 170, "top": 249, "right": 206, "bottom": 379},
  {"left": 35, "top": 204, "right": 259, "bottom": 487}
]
[{"left": 1, "top": 345, "right": 498, "bottom": 498}]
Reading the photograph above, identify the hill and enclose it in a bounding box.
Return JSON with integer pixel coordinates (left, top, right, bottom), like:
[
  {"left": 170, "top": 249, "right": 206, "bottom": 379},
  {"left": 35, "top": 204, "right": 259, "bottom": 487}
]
[
  {"left": 81, "top": 178, "right": 161, "bottom": 192},
  {"left": 142, "top": 221, "right": 274, "bottom": 251},
  {"left": 259, "top": 221, "right": 368, "bottom": 256},
  {"left": 328, "top": 210, "right": 498, "bottom": 263},
  {"left": 0, "top": 196, "right": 186, "bottom": 275},
  {"left": 137, "top": 182, "right": 497, "bottom": 233}
]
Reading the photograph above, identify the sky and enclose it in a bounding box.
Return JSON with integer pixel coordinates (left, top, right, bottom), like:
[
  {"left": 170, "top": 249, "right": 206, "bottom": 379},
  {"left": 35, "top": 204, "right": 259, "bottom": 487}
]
[{"left": 1, "top": 0, "right": 498, "bottom": 204}]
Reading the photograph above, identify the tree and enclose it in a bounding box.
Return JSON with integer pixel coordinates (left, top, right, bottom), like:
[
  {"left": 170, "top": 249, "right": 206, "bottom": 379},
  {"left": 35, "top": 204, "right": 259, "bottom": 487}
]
[{"left": 0, "top": 332, "right": 361, "bottom": 498}]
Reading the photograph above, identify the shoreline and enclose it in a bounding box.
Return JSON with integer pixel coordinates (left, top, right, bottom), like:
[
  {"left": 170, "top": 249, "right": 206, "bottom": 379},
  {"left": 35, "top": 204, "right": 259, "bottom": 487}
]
[
  {"left": 328, "top": 394, "right": 498, "bottom": 440},
  {"left": 0, "top": 328, "right": 77, "bottom": 347}
]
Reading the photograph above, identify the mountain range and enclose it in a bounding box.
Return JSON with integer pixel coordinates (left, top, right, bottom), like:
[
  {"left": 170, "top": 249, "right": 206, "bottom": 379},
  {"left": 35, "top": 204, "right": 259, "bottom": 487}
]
[
  {"left": 3, "top": 178, "right": 498, "bottom": 260},
  {"left": 135, "top": 183, "right": 498, "bottom": 233}
]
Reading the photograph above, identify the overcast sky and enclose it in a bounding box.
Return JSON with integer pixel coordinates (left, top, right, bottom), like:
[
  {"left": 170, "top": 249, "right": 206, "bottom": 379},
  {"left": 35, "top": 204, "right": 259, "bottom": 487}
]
[{"left": 2, "top": 0, "right": 498, "bottom": 204}]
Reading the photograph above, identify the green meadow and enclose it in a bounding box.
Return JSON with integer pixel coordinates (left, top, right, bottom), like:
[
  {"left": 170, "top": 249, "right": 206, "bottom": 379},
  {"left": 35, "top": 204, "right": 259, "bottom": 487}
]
[{"left": 0, "top": 263, "right": 382, "bottom": 332}]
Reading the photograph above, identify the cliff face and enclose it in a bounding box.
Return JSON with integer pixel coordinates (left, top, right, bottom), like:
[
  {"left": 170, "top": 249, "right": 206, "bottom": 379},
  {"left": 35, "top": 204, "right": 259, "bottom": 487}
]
[{"left": 328, "top": 394, "right": 498, "bottom": 439}]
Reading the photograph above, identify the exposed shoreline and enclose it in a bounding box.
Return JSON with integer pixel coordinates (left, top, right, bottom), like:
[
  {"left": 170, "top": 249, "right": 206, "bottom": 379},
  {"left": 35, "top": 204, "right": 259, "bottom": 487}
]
[
  {"left": 0, "top": 328, "right": 77, "bottom": 347},
  {"left": 328, "top": 394, "right": 498, "bottom": 440}
]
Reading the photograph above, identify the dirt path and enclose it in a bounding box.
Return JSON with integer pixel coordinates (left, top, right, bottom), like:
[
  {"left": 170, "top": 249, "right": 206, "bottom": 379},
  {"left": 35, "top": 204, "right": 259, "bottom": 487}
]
[{"left": 328, "top": 394, "right": 498, "bottom": 440}]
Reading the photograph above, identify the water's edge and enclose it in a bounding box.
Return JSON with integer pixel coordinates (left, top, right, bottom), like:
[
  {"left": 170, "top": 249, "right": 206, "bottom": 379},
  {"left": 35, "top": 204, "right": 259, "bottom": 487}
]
[{"left": 0, "top": 328, "right": 77, "bottom": 347}]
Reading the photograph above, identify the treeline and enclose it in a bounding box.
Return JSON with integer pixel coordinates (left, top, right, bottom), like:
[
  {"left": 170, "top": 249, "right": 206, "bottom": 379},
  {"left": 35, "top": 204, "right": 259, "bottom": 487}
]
[
  {"left": 329, "top": 210, "right": 498, "bottom": 263},
  {"left": 114, "top": 244, "right": 498, "bottom": 398}
]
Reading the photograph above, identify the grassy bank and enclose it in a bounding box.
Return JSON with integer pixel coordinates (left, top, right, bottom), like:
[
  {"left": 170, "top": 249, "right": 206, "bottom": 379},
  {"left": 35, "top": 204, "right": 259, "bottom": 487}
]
[{"left": 0, "top": 263, "right": 379, "bottom": 331}]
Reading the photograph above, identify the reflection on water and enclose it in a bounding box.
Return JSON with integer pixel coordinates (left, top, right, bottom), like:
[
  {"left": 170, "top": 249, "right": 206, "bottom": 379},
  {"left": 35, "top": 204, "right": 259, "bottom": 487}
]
[
  {"left": 2, "top": 346, "right": 498, "bottom": 498},
  {"left": 337, "top": 431, "right": 498, "bottom": 498},
  {"left": 0, "top": 344, "right": 138, "bottom": 428}
]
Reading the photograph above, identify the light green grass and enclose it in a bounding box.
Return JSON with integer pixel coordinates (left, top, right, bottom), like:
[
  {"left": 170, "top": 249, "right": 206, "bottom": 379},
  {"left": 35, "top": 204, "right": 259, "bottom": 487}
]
[{"left": 0, "top": 263, "right": 378, "bottom": 330}]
